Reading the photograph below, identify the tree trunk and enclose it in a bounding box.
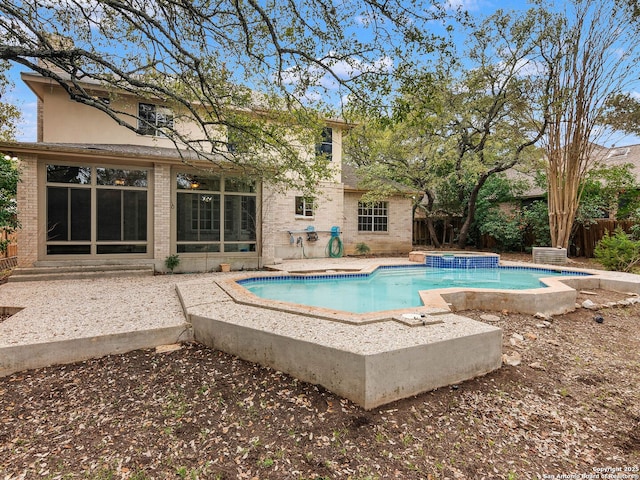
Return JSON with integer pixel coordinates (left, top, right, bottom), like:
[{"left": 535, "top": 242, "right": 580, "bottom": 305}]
[
  {"left": 456, "top": 174, "right": 489, "bottom": 249},
  {"left": 426, "top": 217, "right": 441, "bottom": 248},
  {"left": 423, "top": 191, "right": 441, "bottom": 248}
]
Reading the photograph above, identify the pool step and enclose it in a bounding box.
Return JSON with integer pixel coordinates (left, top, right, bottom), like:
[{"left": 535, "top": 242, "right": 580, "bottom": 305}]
[{"left": 8, "top": 264, "right": 155, "bottom": 282}]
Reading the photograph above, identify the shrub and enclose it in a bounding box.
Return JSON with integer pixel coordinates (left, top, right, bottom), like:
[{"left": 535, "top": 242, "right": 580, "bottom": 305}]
[
  {"left": 478, "top": 210, "right": 524, "bottom": 252},
  {"left": 355, "top": 242, "right": 371, "bottom": 256},
  {"left": 594, "top": 228, "right": 640, "bottom": 272},
  {"left": 164, "top": 254, "right": 180, "bottom": 273},
  {"left": 522, "top": 200, "right": 551, "bottom": 247}
]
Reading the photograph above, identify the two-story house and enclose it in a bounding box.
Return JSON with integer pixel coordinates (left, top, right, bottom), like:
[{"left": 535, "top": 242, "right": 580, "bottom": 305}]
[{"left": 1, "top": 72, "right": 413, "bottom": 273}]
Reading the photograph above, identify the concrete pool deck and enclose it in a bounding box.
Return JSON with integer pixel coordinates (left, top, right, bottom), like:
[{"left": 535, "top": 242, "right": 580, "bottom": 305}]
[{"left": 2, "top": 256, "right": 640, "bottom": 409}]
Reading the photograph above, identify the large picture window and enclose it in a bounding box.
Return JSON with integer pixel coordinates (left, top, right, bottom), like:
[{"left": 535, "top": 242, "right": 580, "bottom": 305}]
[
  {"left": 358, "top": 201, "right": 388, "bottom": 232},
  {"left": 46, "top": 164, "right": 149, "bottom": 255},
  {"left": 176, "top": 173, "right": 257, "bottom": 253}
]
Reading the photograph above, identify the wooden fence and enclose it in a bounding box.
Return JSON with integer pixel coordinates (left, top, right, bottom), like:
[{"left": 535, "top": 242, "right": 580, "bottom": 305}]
[
  {"left": 413, "top": 217, "right": 636, "bottom": 258},
  {"left": 1, "top": 229, "right": 17, "bottom": 259},
  {"left": 572, "top": 219, "right": 635, "bottom": 258}
]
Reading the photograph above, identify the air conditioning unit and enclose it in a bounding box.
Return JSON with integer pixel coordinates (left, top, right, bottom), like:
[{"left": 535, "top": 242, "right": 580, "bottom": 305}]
[{"left": 532, "top": 247, "right": 567, "bottom": 265}]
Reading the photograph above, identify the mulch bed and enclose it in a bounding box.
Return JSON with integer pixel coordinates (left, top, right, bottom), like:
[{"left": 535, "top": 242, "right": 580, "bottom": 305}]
[{"left": 1, "top": 254, "right": 638, "bottom": 479}]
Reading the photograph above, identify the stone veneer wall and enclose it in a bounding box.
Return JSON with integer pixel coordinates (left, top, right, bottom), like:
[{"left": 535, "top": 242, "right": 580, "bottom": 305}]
[
  {"left": 16, "top": 154, "right": 38, "bottom": 267},
  {"left": 342, "top": 192, "right": 413, "bottom": 255}
]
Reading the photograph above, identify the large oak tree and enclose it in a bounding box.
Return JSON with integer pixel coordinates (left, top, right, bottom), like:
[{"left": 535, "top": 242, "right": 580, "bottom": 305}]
[{"left": 346, "top": 8, "right": 554, "bottom": 249}]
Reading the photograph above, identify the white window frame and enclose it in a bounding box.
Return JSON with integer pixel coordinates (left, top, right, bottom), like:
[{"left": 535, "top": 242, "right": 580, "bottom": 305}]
[
  {"left": 358, "top": 201, "right": 388, "bottom": 232},
  {"left": 295, "top": 196, "right": 315, "bottom": 217}
]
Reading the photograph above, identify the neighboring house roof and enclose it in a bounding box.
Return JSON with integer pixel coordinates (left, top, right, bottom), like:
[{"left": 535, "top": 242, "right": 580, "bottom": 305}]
[
  {"left": 597, "top": 143, "right": 640, "bottom": 178},
  {"left": 504, "top": 143, "right": 640, "bottom": 200}
]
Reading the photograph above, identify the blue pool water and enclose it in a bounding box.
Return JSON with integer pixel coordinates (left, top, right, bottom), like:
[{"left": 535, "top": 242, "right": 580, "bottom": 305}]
[{"left": 240, "top": 265, "right": 587, "bottom": 314}]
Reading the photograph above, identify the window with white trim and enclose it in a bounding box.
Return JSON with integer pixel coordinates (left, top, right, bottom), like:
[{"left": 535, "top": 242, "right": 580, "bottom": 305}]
[
  {"left": 358, "top": 201, "right": 388, "bottom": 232},
  {"left": 295, "top": 196, "right": 314, "bottom": 217}
]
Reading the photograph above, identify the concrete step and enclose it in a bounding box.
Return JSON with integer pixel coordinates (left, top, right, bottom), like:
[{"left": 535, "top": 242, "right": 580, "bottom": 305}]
[{"left": 8, "top": 264, "right": 155, "bottom": 282}]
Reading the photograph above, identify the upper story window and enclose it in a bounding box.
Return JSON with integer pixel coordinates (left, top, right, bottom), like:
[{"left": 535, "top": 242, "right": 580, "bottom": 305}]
[
  {"left": 358, "top": 201, "right": 388, "bottom": 232},
  {"left": 295, "top": 196, "right": 314, "bottom": 217},
  {"left": 138, "top": 103, "right": 174, "bottom": 136},
  {"left": 315, "top": 127, "right": 333, "bottom": 161},
  {"left": 227, "top": 126, "right": 242, "bottom": 153}
]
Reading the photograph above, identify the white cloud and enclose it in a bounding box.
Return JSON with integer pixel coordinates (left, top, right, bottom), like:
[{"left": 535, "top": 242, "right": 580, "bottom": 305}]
[
  {"left": 281, "top": 55, "right": 394, "bottom": 92},
  {"left": 441, "top": 0, "right": 483, "bottom": 12}
]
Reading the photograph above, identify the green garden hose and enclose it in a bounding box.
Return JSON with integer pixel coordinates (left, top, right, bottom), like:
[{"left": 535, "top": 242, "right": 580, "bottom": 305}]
[{"left": 327, "top": 236, "right": 343, "bottom": 258}]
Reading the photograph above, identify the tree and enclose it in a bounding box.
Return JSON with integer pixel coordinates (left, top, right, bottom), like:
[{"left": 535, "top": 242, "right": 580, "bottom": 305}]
[
  {"left": 0, "top": 61, "right": 20, "bottom": 141},
  {"left": 346, "top": 8, "right": 554, "bottom": 249},
  {"left": 542, "top": 0, "right": 640, "bottom": 249},
  {"left": 0, "top": 153, "right": 18, "bottom": 253},
  {"left": 473, "top": 174, "right": 530, "bottom": 252},
  {"left": 344, "top": 111, "right": 454, "bottom": 247},
  {"left": 0, "top": 61, "right": 20, "bottom": 253},
  {"left": 0, "top": 0, "right": 451, "bottom": 192},
  {"left": 602, "top": 93, "right": 640, "bottom": 136}
]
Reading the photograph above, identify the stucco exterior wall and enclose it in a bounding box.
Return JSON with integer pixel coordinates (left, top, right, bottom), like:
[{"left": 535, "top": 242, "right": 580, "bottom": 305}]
[
  {"left": 37, "top": 83, "right": 205, "bottom": 147},
  {"left": 13, "top": 73, "right": 414, "bottom": 272},
  {"left": 342, "top": 192, "right": 413, "bottom": 255}
]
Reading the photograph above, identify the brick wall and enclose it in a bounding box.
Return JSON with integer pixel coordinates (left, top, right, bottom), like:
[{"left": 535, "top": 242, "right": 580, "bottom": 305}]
[
  {"left": 153, "top": 163, "right": 171, "bottom": 269},
  {"left": 16, "top": 154, "right": 38, "bottom": 267},
  {"left": 261, "top": 182, "right": 344, "bottom": 263},
  {"left": 342, "top": 193, "right": 413, "bottom": 255}
]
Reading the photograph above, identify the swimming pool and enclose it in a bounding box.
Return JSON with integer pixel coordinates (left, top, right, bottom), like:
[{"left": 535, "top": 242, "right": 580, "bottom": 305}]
[{"left": 239, "top": 265, "right": 587, "bottom": 314}]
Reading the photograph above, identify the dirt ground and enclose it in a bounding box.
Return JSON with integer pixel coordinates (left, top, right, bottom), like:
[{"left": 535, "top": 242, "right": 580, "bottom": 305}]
[{"left": 1, "top": 255, "right": 639, "bottom": 479}]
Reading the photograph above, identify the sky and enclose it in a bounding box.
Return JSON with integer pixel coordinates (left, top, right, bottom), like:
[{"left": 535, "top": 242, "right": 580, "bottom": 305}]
[{"left": 4, "top": 0, "right": 640, "bottom": 147}]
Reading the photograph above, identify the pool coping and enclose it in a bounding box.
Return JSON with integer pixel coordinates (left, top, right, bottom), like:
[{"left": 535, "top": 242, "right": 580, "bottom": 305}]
[{"left": 217, "top": 265, "right": 452, "bottom": 327}]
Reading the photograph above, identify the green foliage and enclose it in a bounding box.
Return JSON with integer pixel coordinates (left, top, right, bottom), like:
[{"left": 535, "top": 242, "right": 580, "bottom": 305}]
[
  {"left": 521, "top": 201, "right": 551, "bottom": 247},
  {"left": 594, "top": 228, "right": 640, "bottom": 272},
  {"left": 0, "top": 61, "right": 20, "bottom": 142},
  {"left": 478, "top": 209, "right": 524, "bottom": 252},
  {"left": 0, "top": 153, "right": 18, "bottom": 253},
  {"left": 164, "top": 254, "right": 180, "bottom": 273},
  {"left": 346, "top": 8, "right": 551, "bottom": 248},
  {"left": 354, "top": 242, "right": 371, "bottom": 255},
  {"left": 472, "top": 174, "right": 538, "bottom": 251},
  {"left": 577, "top": 164, "right": 640, "bottom": 224},
  {"left": 602, "top": 92, "right": 640, "bottom": 136},
  {"left": 0, "top": 1, "right": 454, "bottom": 193}
]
